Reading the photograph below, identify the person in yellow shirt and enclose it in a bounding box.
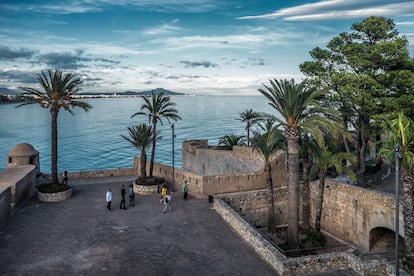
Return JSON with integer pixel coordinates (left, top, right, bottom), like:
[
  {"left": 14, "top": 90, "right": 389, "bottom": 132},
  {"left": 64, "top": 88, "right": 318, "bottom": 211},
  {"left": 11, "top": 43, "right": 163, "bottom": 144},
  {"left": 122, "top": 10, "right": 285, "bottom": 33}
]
[{"left": 161, "top": 184, "right": 167, "bottom": 197}]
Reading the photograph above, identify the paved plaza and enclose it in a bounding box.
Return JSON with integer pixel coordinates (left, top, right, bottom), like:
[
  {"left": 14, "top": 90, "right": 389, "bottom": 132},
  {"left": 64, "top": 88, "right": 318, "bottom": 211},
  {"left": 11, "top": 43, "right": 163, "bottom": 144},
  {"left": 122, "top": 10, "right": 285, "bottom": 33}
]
[
  {"left": 0, "top": 177, "right": 277, "bottom": 275},
  {"left": 0, "top": 176, "right": 363, "bottom": 275}
]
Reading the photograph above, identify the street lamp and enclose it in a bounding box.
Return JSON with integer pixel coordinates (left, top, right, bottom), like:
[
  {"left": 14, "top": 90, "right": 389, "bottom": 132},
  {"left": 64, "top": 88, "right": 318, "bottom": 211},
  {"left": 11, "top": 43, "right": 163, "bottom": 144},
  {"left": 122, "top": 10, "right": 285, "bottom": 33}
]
[
  {"left": 394, "top": 144, "right": 403, "bottom": 276},
  {"left": 171, "top": 124, "right": 175, "bottom": 192}
]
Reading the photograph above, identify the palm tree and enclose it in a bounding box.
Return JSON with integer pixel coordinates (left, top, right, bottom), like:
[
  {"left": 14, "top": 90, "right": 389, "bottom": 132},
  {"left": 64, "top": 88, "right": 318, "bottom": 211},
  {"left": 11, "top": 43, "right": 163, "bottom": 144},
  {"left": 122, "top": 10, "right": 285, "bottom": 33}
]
[
  {"left": 16, "top": 69, "right": 92, "bottom": 186},
  {"left": 218, "top": 134, "right": 245, "bottom": 150},
  {"left": 131, "top": 93, "right": 181, "bottom": 178},
  {"left": 251, "top": 127, "right": 285, "bottom": 233},
  {"left": 379, "top": 113, "right": 414, "bottom": 269},
  {"left": 121, "top": 124, "right": 155, "bottom": 178},
  {"left": 258, "top": 78, "right": 339, "bottom": 247},
  {"left": 309, "top": 139, "right": 356, "bottom": 232},
  {"left": 239, "top": 109, "right": 260, "bottom": 146}
]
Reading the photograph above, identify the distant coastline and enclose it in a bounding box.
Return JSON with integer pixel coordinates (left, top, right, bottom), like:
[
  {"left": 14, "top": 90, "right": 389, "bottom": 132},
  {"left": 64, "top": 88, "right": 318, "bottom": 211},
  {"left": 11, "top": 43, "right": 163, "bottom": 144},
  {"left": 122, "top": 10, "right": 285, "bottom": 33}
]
[{"left": 0, "top": 87, "right": 188, "bottom": 102}]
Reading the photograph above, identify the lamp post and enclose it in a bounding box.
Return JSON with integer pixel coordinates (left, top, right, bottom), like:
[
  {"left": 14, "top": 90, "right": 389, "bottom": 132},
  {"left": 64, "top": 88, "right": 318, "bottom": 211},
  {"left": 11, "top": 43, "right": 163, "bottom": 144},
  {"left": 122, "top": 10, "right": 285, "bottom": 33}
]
[
  {"left": 171, "top": 124, "right": 175, "bottom": 192},
  {"left": 394, "top": 144, "right": 402, "bottom": 276}
]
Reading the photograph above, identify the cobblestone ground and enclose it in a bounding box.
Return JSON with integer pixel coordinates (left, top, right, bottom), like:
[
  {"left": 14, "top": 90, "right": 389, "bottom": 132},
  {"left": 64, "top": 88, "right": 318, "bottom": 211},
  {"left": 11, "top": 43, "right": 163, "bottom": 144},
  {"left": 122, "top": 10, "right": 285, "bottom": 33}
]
[{"left": 0, "top": 180, "right": 277, "bottom": 276}]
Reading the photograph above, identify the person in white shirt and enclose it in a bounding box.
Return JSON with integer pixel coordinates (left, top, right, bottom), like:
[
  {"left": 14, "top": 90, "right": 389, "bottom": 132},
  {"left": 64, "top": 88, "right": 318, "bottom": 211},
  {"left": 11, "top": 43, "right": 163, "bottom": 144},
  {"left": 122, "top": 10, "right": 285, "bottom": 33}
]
[{"left": 106, "top": 188, "right": 112, "bottom": 211}]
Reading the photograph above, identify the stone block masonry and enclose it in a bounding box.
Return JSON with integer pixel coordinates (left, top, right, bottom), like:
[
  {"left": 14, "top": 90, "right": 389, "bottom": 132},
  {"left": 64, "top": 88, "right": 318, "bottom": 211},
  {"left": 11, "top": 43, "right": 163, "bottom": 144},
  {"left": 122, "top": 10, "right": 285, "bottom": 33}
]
[
  {"left": 0, "top": 187, "right": 11, "bottom": 228},
  {"left": 213, "top": 196, "right": 395, "bottom": 275}
]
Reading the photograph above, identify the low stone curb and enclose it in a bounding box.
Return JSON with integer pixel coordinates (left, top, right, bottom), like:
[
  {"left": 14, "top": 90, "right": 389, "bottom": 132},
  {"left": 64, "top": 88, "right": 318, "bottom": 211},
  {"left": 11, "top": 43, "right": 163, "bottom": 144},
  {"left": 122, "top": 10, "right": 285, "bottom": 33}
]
[{"left": 37, "top": 188, "right": 72, "bottom": 202}]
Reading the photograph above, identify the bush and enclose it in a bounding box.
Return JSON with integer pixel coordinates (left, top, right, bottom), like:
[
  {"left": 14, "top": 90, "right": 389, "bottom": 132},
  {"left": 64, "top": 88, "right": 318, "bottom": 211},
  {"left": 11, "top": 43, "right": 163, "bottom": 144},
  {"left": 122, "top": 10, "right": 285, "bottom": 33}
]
[
  {"left": 305, "top": 231, "right": 326, "bottom": 247},
  {"left": 135, "top": 176, "right": 165, "bottom": 186},
  {"left": 38, "top": 184, "right": 71, "bottom": 193}
]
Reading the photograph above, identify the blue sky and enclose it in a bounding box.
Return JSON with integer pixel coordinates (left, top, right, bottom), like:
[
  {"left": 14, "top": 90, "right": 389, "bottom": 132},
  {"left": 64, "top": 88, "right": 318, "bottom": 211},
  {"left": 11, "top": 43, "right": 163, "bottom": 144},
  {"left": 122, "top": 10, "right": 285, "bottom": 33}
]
[{"left": 0, "top": 0, "right": 413, "bottom": 95}]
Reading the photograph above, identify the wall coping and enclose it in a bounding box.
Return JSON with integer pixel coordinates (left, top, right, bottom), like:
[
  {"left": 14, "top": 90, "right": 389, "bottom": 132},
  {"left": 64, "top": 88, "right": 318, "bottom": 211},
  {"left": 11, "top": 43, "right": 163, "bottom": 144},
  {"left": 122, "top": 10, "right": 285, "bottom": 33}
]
[{"left": 213, "top": 195, "right": 396, "bottom": 275}]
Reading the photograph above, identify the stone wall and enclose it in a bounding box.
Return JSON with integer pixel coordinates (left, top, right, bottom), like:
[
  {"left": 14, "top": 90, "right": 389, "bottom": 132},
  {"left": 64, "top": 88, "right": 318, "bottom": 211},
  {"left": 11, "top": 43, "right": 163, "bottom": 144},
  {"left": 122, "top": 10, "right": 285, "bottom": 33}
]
[
  {"left": 213, "top": 196, "right": 394, "bottom": 276},
  {"left": 0, "top": 165, "right": 37, "bottom": 205},
  {"left": 182, "top": 140, "right": 264, "bottom": 176},
  {"left": 218, "top": 188, "right": 289, "bottom": 228},
  {"left": 134, "top": 151, "right": 287, "bottom": 197},
  {"left": 309, "top": 179, "right": 402, "bottom": 251},
  {"left": 0, "top": 187, "right": 11, "bottom": 228},
  {"left": 38, "top": 188, "right": 72, "bottom": 202},
  {"left": 40, "top": 167, "right": 136, "bottom": 185}
]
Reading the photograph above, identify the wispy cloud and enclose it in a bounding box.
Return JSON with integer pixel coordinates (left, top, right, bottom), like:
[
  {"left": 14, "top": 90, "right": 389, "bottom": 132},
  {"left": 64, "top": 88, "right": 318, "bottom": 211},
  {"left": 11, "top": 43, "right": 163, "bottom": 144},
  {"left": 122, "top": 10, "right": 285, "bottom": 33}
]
[
  {"left": 143, "top": 19, "right": 182, "bottom": 36},
  {"left": 180, "top": 60, "right": 218, "bottom": 68},
  {"left": 0, "top": 0, "right": 222, "bottom": 15},
  {"left": 237, "top": 0, "right": 414, "bottom": 21}
]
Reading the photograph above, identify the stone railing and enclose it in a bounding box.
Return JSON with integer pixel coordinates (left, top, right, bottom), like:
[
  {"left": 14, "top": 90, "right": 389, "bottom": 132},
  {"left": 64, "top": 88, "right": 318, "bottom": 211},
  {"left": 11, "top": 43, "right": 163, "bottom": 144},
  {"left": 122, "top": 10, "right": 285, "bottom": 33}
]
[{"left": 213, "top": 196, "right": 395, "bottom": 276}]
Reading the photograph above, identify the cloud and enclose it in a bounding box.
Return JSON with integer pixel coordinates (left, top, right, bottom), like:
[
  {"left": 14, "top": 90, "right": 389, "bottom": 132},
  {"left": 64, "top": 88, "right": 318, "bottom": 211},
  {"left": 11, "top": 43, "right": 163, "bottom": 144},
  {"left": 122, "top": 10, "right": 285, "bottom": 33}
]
[
  {"left": 0, "top": 70, "right": 38, "bottom": 86},
  {"left": 180, "top": 60, "right": 218, "bottom": 68},
  {"left": 37, "top": 49, "right": 121, "bottom": 70},
  {"left": 237, "top": 0, "right": 414, "bottom": 21},
  {"left": 143, "top": 24, "right": 182, "bottom": 36},
  {"left": 0, "top": 0, "right": 222, "bottom": 15},
  {"left": 38, "top": 51, "right": 89, "bottom": 69},
  {"left": 0, "top": 45, "right": 35, "bottom": 59}
]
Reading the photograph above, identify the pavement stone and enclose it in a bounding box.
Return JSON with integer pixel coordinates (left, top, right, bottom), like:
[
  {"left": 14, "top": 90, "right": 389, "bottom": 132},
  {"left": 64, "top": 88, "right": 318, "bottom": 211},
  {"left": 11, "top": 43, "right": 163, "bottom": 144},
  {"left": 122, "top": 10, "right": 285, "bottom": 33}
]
[{"left": 0, "top": 177, "right": 277, "bottom": 276}]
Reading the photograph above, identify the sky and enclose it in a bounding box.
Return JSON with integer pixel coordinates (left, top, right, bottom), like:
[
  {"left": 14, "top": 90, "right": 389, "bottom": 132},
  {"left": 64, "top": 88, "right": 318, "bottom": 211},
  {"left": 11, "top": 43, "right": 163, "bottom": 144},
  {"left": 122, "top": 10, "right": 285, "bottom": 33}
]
[{"left": 0, "top": 0, "right": 413, "bottom": 95}]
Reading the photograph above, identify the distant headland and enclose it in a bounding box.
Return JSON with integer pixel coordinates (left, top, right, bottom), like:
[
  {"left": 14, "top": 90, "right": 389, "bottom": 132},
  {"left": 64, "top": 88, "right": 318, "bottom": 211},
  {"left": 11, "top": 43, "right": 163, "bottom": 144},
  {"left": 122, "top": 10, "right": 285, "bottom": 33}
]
[{"left": 0, "top": 87, "right": 186, "bottom": 103}]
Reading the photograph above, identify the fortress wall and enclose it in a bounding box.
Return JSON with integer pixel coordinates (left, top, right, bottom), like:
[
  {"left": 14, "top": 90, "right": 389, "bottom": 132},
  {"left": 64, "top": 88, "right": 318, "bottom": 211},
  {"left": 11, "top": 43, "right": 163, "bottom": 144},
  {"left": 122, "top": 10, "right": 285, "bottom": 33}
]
[
  {"left": 182, "top": 140, "right": 263, "bottom": 176},
  {"left": 0, "top": 187, "right": 11, "bottom": 228},
  {"left": 232, "top": 145, "right": 262, "bottom": 160},
  {"left": 218, "top": 188, "right": 289, "bottom": 228},
  {"left": 309, "top": 179, "right": 400, "bottom": 251},
  {"left": 0, "top": 165, "right": 37, "bottom": 205}
]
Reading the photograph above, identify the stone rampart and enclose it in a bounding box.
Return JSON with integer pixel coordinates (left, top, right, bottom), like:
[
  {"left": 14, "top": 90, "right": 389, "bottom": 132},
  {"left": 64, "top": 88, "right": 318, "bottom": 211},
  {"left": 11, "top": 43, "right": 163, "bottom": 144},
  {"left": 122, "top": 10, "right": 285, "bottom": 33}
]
[
  {"left": 309, "top": 179, "right": 402, "bottom": 251},
  {"left": 213, "top": 196, "right": 394, "bottom": 275},
  {"left": 0, "top": 165, "right": 37, "bottom": 205},
  {"left": 0, "top": 187, "right": 11, "bottom": 228},
  {"left": 218, "top": 188, "right": 289, "bottom": 228},
  {"left": 182, "top": 140, "right": 264, "bottom": 176},
  {"left": 134, "top": 151, "right": 287, "bottom": 197},
  {"left": 41, "top": 167, "right": 136, "bottom": 184}
]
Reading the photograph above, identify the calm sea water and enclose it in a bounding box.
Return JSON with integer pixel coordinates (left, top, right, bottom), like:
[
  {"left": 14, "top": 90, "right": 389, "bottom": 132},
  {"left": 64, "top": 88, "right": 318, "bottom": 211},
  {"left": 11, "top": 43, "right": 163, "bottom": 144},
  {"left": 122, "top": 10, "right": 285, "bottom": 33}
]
[{"left": 0, "top": 96, "right": 274, "bottom": 172}]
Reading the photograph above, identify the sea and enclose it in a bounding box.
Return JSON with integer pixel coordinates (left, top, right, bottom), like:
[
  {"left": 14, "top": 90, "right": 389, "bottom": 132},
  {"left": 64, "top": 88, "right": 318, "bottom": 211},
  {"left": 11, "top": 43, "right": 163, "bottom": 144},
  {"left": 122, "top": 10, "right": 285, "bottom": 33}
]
[{"left": 0, "top": 95, "right": 275, "bottom": 173}]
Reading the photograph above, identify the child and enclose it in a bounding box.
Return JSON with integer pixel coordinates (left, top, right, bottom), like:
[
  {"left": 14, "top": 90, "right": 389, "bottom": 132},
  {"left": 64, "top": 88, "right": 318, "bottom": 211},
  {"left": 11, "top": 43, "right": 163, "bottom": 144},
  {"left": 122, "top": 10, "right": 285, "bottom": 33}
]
[{"left": 160, "top": 195, "right": 172, "bottom": 213}]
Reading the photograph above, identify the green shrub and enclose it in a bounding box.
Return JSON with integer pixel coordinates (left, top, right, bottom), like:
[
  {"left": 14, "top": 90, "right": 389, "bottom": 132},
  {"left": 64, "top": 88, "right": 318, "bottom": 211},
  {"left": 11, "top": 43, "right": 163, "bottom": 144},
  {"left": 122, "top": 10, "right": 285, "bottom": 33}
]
[{"left": 306, "top": 231, "right": 326, "bottom": 247}]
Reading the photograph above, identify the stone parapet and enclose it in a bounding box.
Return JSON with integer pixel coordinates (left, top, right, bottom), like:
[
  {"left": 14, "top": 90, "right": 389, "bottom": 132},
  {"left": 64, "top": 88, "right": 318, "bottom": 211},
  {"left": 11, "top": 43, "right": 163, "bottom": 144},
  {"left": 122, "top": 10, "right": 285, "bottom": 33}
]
[
  {"left": 38, "top": 188, "right": 72, "bottom": 202},
  {"left": 213, "top": 195, "right": 395, "bottom": 276},
  {"left": 0, "top": 187, "right": 11, "bottom": 228}
]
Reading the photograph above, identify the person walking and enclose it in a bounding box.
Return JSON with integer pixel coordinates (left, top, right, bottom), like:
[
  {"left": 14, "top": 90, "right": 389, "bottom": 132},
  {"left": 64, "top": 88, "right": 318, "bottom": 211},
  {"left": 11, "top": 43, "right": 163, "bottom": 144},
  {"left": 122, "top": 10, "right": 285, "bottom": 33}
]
[
  {"left": 120, "top": 185, "right": 126, "bottom": 210},
  {"left": 160, "top": 194, "right": 172, "bottom": 213},
  {"left": 182, "top": 180, "right": 188, "bottom": 200},
  {"left": 129, "top": 183, "right": 135, "bottom": 206},
  {"left": 106, "top": 188, "right": 112, "bottom": 211},
  {"left": 62, "top": 171, "right": 68, "bottom": 185},
  {"left": 161, "top": 184, "right": 167, "bottom": 197}
]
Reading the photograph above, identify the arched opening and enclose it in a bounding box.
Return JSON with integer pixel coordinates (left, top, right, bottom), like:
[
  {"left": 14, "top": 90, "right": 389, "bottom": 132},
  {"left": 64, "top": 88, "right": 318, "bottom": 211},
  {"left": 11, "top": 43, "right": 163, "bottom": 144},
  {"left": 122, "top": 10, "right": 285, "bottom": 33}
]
[{"left": 369, "top": 227, "right": 403, "bottom": 254}]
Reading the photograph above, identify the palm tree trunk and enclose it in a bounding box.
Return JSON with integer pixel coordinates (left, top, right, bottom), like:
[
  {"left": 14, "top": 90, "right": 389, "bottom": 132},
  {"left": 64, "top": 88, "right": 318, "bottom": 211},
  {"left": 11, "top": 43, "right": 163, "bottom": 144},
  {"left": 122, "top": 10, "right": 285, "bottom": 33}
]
[
  {"left": 149, "top": 123, "right": 156, "bottom": 177},
  {"left": 314, "top": 176, "right": 325, "bottom": 232},
  {"left": 402, "top": 170, "right": 414, "bottom": 269},
  {"left": 51, "top": 109, "right": 58, "bottom": 186},
  {"left": 265, "top": 163, "right": 276, "bottom": 233},
  {"left": 302, "top": 154, "right": 310, "bottom": 230},
  {"left": 247, "top": 123, "right": 250, "bottom": 147},
  {"left": 287, "top": 135, "right": 300, "bottom": 248},
  {"left": 140, "top": 153, "right": 147, "bottom": 178}
]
